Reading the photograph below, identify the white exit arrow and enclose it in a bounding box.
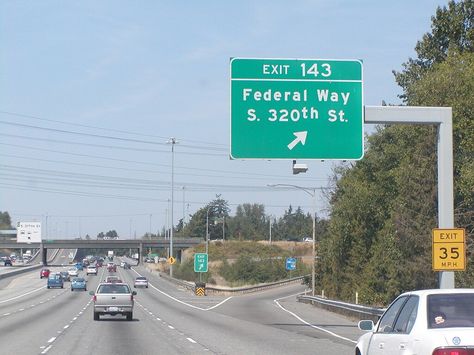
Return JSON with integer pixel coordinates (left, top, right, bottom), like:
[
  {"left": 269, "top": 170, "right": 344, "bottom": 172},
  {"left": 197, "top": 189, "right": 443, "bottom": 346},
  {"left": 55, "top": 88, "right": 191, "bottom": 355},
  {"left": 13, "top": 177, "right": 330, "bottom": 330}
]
[{"left": 287, "top": 131, "right": 307, "bottom": 150}]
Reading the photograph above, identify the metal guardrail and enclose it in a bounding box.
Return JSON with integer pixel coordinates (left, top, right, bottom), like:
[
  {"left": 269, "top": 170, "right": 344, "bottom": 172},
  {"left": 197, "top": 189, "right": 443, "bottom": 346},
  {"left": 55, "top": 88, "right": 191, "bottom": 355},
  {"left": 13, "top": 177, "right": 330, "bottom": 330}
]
[
  {"left": 205, "top": 276, "right": 306, "bottom": 295},
  {"left": 159, "top": 273, "right": 307, "bottom": 295},
  {"left": 297, "top": 294, "right": 385, "bottom": 321}
]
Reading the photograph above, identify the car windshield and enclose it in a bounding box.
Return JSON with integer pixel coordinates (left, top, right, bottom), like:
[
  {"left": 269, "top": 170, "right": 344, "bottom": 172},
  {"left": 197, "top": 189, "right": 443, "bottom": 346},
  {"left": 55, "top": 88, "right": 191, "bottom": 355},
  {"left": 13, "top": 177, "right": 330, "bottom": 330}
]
[
  {"left": 427, "top": 293, "right": 474, "bottom": 328},
  {"left": 136, "top": 277, "right": 146, "bottom": 281},
  {"left": 73, "top": 278, "right": 84, "bottom": 282},
  {"left": 48, "top": 274, "right": 60, "bottom": 280},
  {"left": 98, "top": 284, "right": 130, "bottom": 294}
]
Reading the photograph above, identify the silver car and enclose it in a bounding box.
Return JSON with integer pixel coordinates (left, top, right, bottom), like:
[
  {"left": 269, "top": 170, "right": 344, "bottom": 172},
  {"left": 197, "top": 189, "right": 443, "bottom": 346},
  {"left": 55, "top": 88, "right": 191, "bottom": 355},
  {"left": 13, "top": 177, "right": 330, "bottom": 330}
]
[{"left": 134, "top": 276, "right": 148, "bottom": 288}]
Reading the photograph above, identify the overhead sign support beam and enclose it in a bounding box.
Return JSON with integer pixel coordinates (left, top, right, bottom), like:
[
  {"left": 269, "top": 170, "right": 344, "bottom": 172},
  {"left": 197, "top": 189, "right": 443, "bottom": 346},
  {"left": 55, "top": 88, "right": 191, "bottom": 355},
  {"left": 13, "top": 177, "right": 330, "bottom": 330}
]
[{"left": 365, "top": 106, "right": 454, "bottom": 289}]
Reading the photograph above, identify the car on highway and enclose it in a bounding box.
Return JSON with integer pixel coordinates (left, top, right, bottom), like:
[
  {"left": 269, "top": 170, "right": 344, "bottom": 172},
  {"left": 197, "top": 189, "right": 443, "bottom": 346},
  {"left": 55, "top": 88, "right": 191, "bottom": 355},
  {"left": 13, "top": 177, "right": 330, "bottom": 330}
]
[
  {"left": 47, "top": 273, "right": 64, "bottom": 289},
  {"left": 104, "top": 276, "right": 122, "bottom": 283},
  {"left": 59, "top": 271, "right": 70, "bottom": 282},
  {"left": 134, "top": 276, "right": 148, "bottom": 288},
  {"left": 4, "top": 258, "right": 12, "bottom": 266},
  {"left": 123, "top": 262, "right": 131, "bottom": 269},
  {"left": 68, "top": 267, "right": 79, "bottom": 277},
  {"left": 40, "top": 268, "right": 50, "bottom": 278},
  {"left": 75, "top": 262, "right": 83, "bottom": 271},
  {"left": 90, "top": 282, "right": 136, "bottom": 321},
  {"left": 86, "top": 265, "right": 97, "bottom": 275},
  {"left": 107, "top": 262, "right": 117, "bottom": 272},
  {"left": 356, "top": 288, "right": 474, "bottom": 355},
  {"left": 71, "top": 277, "right": 87, "bottom": 291}
]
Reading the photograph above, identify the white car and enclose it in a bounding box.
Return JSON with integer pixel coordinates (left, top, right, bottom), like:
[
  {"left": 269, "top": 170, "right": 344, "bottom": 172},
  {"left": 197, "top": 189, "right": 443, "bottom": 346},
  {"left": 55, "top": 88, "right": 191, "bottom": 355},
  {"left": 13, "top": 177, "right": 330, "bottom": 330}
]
[
  {"left": 67, "top": 267, "right": 79, "bottom": 277},
  {"left": 134, "top": 276, "right": 148, "bottom": 288},
  {"left": 86, "top": 265, "right": 97, "bottom": 275},
  {"left": 356, "top": 288, "right": 474, "bottom": 355}
]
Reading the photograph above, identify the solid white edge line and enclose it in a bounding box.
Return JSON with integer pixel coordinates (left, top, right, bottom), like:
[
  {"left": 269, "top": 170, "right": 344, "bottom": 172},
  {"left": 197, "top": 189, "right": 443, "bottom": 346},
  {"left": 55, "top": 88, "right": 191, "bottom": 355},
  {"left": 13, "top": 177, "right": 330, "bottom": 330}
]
[
  {"left": 0, "top": 285, "right": 46, "bottom": 304},
  {"left": 274, "top": 295, "right": 356, "bottom": 344},
  {"left": 131, "top": 268, "right": 233, "bottom": 311}
]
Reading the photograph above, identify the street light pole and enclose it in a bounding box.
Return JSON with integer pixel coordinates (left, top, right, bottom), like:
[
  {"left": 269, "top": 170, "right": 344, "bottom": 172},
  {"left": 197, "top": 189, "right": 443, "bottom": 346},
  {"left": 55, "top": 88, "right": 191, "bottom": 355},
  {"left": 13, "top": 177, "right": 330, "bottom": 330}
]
[
  {"left": 167, "top": 137, "right": 178, "bottom": 277},
  {"left": 268, "top": 184, "right": 321, "bottom": 296},
  {"left": 206, "top": 206, "right": 211, "bottom": 254}
]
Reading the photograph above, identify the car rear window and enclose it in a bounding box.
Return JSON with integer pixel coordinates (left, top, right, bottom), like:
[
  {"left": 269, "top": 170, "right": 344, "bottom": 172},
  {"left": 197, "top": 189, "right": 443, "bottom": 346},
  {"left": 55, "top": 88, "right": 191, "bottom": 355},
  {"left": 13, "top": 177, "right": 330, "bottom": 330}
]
[
  {"left": 98, "top": 284, "right": 130, "bottom": 294},
  {"left": 427, "top": 293, "right": 474, "bottom": 328}
]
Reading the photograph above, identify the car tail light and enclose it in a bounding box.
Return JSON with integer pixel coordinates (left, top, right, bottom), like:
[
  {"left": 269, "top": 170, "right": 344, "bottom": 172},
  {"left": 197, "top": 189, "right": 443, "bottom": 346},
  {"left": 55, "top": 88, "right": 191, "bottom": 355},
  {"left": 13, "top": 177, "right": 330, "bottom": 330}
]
[
  {"left": 92, "top": 295, "right": 97, "bottom": 302},
  {"left": 130, "top": 294, "right": 134, "bottom": 301},
  {"left": 433, "top": 348, "right": 474, "bottom": 355}
]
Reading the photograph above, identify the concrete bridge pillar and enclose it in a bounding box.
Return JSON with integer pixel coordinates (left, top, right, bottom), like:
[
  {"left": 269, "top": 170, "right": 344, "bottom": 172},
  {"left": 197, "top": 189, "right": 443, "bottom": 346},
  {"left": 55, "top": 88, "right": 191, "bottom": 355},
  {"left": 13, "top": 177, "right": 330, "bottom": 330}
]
[
  {"left": 138, "top": 242, "right": 143, "bottom": 265},
  {"left": 41, "top": 244, "right": 47, "bottom": 266}
]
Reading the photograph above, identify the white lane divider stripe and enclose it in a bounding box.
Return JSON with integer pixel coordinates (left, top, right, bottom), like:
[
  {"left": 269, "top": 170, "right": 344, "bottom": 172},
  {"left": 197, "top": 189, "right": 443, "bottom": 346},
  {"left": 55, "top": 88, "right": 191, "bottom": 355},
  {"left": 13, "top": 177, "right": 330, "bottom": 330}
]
[
  {"left": 47, "top": 337, "right": 56, "bottom": 343},
  {"left": 41, "top": 345, "right": 52, "bottom": 354},
  {"left": 187, "top": 338, "right": 197, "bottom": 344}
]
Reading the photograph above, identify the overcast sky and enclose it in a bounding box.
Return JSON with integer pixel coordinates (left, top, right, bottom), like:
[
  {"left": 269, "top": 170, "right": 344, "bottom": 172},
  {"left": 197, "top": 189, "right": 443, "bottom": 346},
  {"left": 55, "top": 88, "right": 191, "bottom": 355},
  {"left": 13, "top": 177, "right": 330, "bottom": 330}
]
[{"left": 0, "top": 0, "right": 448, "bottom": 239}]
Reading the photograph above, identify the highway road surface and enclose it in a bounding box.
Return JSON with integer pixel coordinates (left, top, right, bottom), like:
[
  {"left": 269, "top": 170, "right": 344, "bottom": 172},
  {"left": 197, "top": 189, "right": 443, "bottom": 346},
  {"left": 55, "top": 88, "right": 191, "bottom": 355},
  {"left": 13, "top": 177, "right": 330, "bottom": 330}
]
[{"left": 0, "top": 259, "right": 363, "bottom": 354}]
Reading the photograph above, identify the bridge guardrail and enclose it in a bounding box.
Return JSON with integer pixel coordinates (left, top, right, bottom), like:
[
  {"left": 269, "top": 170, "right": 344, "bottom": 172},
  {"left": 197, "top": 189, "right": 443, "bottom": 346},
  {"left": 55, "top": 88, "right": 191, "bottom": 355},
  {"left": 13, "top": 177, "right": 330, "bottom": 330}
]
[{"left": 297, "top": 294, "right": 385, "bottom": 321}]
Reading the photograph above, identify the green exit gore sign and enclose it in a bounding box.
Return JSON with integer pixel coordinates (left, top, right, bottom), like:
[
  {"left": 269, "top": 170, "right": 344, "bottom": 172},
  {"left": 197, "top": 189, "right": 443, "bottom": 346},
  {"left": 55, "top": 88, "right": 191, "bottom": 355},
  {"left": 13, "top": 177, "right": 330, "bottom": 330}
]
[{"left": 230, "top": 58, "right": 364, "bottom": 160}]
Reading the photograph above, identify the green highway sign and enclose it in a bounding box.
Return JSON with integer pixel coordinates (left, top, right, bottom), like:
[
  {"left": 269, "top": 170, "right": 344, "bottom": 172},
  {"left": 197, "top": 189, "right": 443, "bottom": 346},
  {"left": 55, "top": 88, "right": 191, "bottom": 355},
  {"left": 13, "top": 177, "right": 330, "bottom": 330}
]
[
  {"left": 230, "top": 58, "right": 364, "bottom": 160},
  {"left": 194, "top": 253, "right": 208, "bottom": 273}
]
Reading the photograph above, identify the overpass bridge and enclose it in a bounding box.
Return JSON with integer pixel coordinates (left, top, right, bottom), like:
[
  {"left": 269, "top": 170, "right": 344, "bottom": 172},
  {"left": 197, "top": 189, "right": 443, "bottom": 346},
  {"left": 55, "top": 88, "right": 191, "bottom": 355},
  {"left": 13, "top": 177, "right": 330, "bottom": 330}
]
[{"left": 0, "top": 238, "right": 203, "bottom": 265}]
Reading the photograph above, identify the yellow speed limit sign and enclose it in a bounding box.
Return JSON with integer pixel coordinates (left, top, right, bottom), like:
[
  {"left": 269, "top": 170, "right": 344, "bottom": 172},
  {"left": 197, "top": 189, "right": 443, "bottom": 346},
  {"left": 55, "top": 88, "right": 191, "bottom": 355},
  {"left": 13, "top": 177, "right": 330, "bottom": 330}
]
[{"left": 432, "top": 228, "right": 466, "bottom": 271}]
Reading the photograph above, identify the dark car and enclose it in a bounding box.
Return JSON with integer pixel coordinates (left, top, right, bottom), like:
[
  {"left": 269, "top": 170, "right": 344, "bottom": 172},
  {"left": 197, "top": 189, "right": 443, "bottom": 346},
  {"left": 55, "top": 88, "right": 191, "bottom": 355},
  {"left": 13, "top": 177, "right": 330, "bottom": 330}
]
[
  {"left": 75, "top": 262, "right": 83, "bottom": 271},
  {"left": 59, "top": 271, "right": 70, "bottom": 282},
  {"left": 40, "top": 268, "right": 50, "bottom": 279},
  {"left": 107, "top": 263, "right": 117, "bottom": 272},
  {"left": 4, "top": 258, "right": 12, "bottom": 266}
]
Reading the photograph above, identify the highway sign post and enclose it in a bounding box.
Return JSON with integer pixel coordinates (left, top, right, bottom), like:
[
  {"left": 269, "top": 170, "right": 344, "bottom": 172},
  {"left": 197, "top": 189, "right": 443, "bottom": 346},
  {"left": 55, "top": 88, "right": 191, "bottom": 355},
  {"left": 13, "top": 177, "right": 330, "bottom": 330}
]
[
  {"left": 194, "top": 253, "right": 208, "bottom": 273},
  {"left": 432, "top": 228, "right": 466, "bottom": 271},
  {"left": 230, "top": 58, "right": 363, "bottom": 160}
]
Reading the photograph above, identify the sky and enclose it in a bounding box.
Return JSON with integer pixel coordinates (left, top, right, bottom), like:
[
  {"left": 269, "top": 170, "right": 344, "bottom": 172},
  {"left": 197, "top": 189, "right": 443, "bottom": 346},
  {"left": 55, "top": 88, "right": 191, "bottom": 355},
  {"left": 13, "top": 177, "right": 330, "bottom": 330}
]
[{"left": 0, "top": 0, "right": 450, "bottom": 239}]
